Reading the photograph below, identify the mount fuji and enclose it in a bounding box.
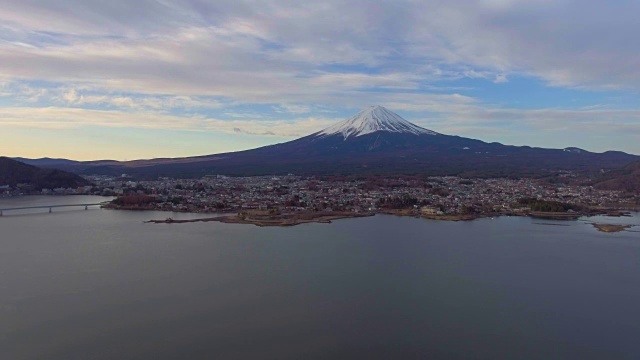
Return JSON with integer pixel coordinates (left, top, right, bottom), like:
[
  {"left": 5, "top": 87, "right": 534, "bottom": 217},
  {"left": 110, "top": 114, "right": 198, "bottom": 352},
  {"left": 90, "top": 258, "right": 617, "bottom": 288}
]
[{"left": 18, "top": 106, "right": 640, "bottom": 178}]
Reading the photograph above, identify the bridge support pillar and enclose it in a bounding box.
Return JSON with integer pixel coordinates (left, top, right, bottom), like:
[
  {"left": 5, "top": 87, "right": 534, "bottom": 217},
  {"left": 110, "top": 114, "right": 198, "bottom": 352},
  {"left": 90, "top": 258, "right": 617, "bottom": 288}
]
[
  {"left": 85, "top": 205, "right": 88, "bottom": 210},
  {"left": 49, "top": 207, "right": 52, "bottom": 213},
  {"left": 0, "top": 210, "right": 3, "bottom": 216}
]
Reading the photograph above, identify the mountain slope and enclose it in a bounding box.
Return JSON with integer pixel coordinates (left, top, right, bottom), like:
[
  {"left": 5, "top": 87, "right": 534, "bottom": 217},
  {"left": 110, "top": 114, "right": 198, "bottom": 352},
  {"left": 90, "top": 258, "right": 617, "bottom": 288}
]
[
  {"left": 593, "top": 162, "right": 640, "bottom": 192},
  {"left": 17, "top": 106, "right": 640, "bottom": 178},
  {"left": 0, "top": 157, "right": 90, "bottom": 190}
]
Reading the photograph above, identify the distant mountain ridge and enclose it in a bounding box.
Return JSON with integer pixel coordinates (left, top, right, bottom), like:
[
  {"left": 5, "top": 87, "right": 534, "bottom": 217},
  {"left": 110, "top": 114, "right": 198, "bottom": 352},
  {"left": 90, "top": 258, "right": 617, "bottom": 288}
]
[
  {"left": 0, "top": 157, "right": 90, "bottom": 190},
  {"left": 12, "top": 106, "right": 640, "bottom": 179},
  {"left": 12, "top": 157, "right": 83, "bottom": 167}
]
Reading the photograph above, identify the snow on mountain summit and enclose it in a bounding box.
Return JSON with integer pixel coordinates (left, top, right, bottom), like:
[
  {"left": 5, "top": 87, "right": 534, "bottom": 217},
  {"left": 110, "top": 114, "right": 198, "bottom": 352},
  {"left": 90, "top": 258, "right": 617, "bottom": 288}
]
[{"left": 317, "top": 105, "right": 438, "bottom": 139}]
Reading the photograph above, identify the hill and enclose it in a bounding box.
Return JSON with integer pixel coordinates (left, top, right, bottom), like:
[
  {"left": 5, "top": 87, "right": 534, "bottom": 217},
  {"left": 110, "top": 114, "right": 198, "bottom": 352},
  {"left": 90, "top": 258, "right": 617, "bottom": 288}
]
[
  {"left": 593, "top": 162, "right": 640, "bottom": 192},
  {"left": 0, "top": 157, "right": 90, "bottom": 190}
]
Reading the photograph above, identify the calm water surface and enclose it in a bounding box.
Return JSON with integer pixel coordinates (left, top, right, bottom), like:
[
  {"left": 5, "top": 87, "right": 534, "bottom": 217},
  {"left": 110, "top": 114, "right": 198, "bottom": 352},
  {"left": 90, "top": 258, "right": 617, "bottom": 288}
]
[{"left": 1, "top": 196, "right": 639, "bottom": 359}]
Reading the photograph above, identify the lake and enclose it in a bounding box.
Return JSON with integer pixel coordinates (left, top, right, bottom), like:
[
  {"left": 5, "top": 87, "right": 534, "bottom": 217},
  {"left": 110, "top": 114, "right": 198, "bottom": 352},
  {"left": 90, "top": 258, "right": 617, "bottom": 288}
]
[{"left": 1, "top": 196, "right": 639, "bottom": 359}]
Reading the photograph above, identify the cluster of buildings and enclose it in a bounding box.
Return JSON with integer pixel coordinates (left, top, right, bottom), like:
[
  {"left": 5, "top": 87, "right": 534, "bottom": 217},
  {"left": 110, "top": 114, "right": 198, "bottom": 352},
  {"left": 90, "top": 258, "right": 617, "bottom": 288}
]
[
  {"left": 0, "top": 184, "right": 95, "bottom": 198},
  {"left": 87, "top": 174, "right": 638, "bottom": 215}
]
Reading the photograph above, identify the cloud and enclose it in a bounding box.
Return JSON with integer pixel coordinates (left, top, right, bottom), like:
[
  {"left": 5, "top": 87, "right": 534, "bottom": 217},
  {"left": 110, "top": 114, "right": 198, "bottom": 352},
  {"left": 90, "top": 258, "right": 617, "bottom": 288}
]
[
  {"left": 493, "top": 74, "right": 508, "bottom": 83},
  {"left": 0, "top": 106, "right": 339, "bottom": 137},
  {"left": 0, "top": 81, "right": 49, "bottom": 102},
  {"left": 233, "top": 127, "right": 278, "bottom": 136},
  {"left": 0, "top": 1, "right": 639, "bottom": 156},
  {"left": 3, "top": 1, "right": 639, "bottom": 100},
  {"left": 274, "top": 104, "right": 311, "bottom": 114},
  {"left": 62, "top": 89, "right": 79, "bottom": 102},
  {"left": 1, "top": 1, "right": 639, "bottom": 93},
  {"left": 56, "top": 88, "right": 224, "bottom": 111}
]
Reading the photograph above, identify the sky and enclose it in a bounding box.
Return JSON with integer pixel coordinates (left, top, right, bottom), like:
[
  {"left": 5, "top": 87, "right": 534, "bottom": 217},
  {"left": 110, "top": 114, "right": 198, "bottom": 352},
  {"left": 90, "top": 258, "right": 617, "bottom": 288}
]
[{"left": 1, "top": 0, "right": 639, "bottom": 160}]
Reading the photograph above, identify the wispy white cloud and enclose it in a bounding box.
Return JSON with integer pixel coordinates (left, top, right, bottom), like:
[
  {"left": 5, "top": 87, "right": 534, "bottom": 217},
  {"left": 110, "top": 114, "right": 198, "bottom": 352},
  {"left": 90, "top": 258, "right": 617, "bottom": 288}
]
[
  {"left": 273, "top": 104, "right": 311, "bottom": 114},
  {"left": 56, "top": 88, "right": 224, "bottom": 111},
  {"left": 0, "top": 81, "right": 49, "bottom": 102},
  {"left": 0, "top": 106, "right": 339, "bottom": 137}
]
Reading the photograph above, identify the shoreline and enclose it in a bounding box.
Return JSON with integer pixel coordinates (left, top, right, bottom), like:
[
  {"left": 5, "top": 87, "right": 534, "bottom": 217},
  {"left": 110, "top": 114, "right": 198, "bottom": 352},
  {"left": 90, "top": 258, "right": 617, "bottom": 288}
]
[
  {"left": 99, "top": 200, "right": 639, "bottom": 231},
  {"left": 138, "top": 207, "right": 639, "bottom": 230},
  {"left": 144, "top": 211, "right": 374, "bottom": 227}
]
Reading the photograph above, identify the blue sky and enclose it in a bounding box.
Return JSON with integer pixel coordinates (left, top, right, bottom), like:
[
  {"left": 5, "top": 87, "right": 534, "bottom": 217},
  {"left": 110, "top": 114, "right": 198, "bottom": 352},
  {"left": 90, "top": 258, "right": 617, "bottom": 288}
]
[{"left": 1, "top": 0, "right": 639, "bottom": 160}]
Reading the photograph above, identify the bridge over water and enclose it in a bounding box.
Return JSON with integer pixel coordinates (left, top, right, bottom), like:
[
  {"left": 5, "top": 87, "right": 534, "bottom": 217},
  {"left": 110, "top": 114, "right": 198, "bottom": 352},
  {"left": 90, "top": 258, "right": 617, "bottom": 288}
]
[{"left": 0, "top": 202, "right": 109, "bottom": 216}]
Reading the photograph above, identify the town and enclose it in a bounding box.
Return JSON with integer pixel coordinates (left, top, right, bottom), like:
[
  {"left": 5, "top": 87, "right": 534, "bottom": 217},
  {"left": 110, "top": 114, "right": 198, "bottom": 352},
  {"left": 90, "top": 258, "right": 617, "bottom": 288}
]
[
  {"left": 3, "top": 172, "right": 638, "bottom": 221},
  {"left": 80, "top": 173, "right": 639, "bottom": 219}
]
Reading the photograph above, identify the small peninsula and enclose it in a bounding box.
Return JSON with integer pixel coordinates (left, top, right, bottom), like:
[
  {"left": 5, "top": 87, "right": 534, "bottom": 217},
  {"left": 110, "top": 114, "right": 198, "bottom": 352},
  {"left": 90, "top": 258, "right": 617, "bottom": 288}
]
[
  {"left": 145, "top": 211, "right": 374, "bottom": 227},
  {"left": 591, "top": 223, "right": 633, "bottom": 233}
]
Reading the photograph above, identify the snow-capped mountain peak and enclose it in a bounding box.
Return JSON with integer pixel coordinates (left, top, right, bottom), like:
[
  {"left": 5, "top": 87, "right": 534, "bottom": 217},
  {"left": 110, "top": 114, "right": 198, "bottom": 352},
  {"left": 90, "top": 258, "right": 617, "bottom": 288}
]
[{"left": 316, "top": 105, "right": 437, "bottom": 139}]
